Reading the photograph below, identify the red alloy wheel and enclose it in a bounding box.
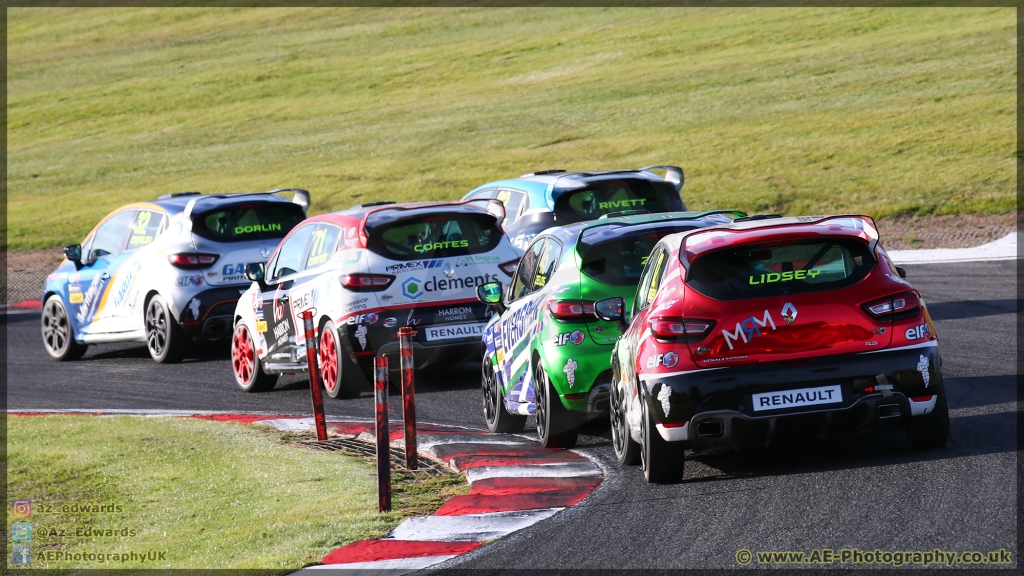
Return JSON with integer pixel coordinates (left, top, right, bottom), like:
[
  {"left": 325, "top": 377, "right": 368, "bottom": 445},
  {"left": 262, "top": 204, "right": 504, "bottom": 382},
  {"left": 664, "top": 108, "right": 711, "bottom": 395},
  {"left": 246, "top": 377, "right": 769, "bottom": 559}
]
[
  {"left": 232, "top": 324, "right": 256, "bottom": 385},
  {"left": 319, "top": 328, "right": 339, "bottom": 394}
]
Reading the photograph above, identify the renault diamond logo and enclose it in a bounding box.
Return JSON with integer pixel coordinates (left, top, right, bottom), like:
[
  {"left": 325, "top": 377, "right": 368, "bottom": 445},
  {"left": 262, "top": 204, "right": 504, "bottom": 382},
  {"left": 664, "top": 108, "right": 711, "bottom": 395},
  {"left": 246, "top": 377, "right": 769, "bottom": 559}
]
[
  {"left": 781, "top": 302, "right": 798, "bottom": 324},
  {"left": 443, "top": 263, "right": 455, "bottom": 279},
  {"left": 259, "top": 244, "right": 271, "bottom": 258}
]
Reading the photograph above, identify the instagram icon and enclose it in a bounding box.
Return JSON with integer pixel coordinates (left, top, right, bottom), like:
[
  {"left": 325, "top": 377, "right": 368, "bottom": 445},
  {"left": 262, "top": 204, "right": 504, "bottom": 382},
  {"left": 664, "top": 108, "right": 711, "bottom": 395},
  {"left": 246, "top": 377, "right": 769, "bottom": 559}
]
[{"left": 12, "top": 499, "right": 31, "bottom": 518}]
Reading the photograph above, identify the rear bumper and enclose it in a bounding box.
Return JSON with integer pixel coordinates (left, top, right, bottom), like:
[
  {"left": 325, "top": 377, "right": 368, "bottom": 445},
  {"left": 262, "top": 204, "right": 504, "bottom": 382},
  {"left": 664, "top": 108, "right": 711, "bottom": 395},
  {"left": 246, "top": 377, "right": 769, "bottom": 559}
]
[
  {"left": 644, "top": 343, "right": 941, "bottom": 450},
  {"left": 177, "top": 286, "right": 248, "bottom": 340}
]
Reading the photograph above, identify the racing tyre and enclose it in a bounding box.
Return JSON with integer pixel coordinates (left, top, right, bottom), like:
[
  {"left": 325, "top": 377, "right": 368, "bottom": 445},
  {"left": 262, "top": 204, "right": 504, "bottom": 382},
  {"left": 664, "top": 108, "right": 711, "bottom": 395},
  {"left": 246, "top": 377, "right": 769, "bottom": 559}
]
[
  {"left": 611, "top": 380, "right": 641, "bottom": 465},
  {"left": 907, "top": 382, "right": 949, "bottom": 450},
  {"left": 145, "top": 295, "right": 186, "bottom": 363},
  {"left": 534, "top": 359, "right": 579, "bottom": 449},
  {"left": 318, "top": 321, "right": 363, "bottom": 399},
  {"left": 231, "top": 321, "right": 277, "bottom": 392},
  {"left": 640, "top": 395, "right": 685, "bottom": 483},
  {"left": 483, "top": 357, "right": 526, "bottom": 433},
  {"left": 41, "top": 295, "right": 88, "bottom": 361}
]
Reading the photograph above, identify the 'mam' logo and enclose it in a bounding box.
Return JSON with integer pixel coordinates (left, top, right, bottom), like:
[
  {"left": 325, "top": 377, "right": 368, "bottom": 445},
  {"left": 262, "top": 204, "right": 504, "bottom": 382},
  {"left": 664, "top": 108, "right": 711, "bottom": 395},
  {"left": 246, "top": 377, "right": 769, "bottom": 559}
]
[
  {"left": 722, "top": 310, "right": 777, "bottom": 350},
  {"left": 402, "top": 277, "right": 424, "bottom": 300}
]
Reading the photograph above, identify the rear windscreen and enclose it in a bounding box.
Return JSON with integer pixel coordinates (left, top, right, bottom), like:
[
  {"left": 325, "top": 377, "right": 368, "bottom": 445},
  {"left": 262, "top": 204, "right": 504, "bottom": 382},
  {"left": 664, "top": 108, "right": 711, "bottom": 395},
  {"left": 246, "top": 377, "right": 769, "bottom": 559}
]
[
  {"left": 553, "top": 179, "right": 682, "bottom": 222},
  {"left": 686, "top": 238, "right": 874, "bottom": 300},
  {"left": 580, "top": 228, "right": 696, "bottom": 286},
  {"left": 192, "top": 203, "right": 305, "bottom": 242},
  {"left": 367, "top": 213, "right": 501, "bottom": 261}
]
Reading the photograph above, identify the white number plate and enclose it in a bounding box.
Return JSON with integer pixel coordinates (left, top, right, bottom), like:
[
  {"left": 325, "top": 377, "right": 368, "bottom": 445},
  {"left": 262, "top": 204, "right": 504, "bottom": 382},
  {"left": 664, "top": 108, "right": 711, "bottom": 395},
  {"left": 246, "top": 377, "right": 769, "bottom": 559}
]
[
  {"left": 752, "top": 384, "right": 843, "bottom": 412},
  {"left": 424, "top": 322, "right": 487, "bottom": 342}
]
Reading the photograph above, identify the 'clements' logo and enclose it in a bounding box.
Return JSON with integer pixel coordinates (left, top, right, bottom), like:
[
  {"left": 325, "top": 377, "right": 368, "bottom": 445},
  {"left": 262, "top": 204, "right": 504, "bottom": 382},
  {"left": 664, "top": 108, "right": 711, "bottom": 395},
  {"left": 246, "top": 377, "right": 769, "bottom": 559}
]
[
  {"left": 414, "top": 240, "right": 469, "bottom": 253},
  {"left": 404, "top": 274, "right": 500, "bottom": 300},
  {"left": 235, "top": 223, "right": 282, "bottom": 235},
  {"left": 598, "top": 198, "right": 646, "bottom": 210},
  {"left": 749, "top": 269, "right": 822, "bottom": 285}
]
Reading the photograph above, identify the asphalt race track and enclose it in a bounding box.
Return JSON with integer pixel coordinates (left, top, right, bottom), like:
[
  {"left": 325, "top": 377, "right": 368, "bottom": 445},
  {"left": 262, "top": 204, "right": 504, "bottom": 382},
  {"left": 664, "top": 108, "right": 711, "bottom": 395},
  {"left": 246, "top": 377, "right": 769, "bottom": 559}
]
[{"left": 6, "top": 260, "right": 1017, "bottom": 569}]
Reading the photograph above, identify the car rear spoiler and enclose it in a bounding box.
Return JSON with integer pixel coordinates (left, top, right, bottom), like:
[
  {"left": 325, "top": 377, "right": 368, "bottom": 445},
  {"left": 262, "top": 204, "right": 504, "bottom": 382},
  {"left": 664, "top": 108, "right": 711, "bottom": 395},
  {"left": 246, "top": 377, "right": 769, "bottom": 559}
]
[
  {"left": 182, "top": 188, "right": 311, "bottom": 222},
  {"left": 679, "top": 214, "right": 880, "bottom": 269},
  {"left": 639, "top": 165, "right": 685, "bottom": 193},
  {"left": 357, "top": 198, "right": 508, "bottom": 246}
]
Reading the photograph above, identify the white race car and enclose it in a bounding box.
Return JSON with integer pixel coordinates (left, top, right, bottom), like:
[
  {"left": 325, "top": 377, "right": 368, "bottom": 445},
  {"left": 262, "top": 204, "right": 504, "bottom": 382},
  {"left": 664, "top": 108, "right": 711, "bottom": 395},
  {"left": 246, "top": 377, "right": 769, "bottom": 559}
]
[{"left": 230, "top": 200, "right": 520, "bottom": 398}]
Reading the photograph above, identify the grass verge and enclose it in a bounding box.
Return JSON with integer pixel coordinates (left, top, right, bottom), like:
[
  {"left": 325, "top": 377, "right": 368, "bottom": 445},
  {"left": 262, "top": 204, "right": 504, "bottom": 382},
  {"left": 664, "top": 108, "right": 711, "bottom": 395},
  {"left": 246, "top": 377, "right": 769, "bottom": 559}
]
[
  {"left": 6, "top": 7, "right": 1016, "bottom": 250},
  {"left": 6, "top": 415, "right": 467, "bottom": 570}
]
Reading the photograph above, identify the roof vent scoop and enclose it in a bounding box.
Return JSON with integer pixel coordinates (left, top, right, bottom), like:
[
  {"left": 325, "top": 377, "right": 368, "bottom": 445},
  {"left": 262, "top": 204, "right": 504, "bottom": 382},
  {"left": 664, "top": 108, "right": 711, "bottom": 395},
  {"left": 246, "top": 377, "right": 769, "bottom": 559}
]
[
  {"left": 640, "top": 165, "right": 685, "bottom": 193},
  {"left": 157, "top": 191, "right": 202, "bottom": 199},
  {"left": 520, "top": 169, "right": 566, "bottom": 177},
  {"left": 267, "top": 188, "right": 311, "bottom": 212}
]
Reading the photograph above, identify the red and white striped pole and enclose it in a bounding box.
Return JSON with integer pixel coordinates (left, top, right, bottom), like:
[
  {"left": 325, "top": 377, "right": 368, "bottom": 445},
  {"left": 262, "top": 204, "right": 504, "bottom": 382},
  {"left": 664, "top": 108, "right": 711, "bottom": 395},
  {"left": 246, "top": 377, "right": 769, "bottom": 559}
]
[
  {"left": 300, "top": 311, "right": 328, "bottom": 442},
  {"left": 398, "top": 327, "right": 417, "bottom": 470},
  {"left": 374, "top": 356, "right": 392, "bottom": 513}
]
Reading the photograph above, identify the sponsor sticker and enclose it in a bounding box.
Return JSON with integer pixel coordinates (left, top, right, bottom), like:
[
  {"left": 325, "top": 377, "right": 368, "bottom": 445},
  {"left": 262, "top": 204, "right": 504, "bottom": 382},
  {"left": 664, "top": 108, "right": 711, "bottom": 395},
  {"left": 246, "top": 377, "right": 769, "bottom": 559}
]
[
  {"left": 905, "top": 324, "right": 929, "bottom": 341},
  {"left": 554, "top": 330, "right": 585, "bottom": 346},
  {"left": 751, "top": 384, "right": 842, "bottom": 412},
  {"left": 386, "top": 260, "right": 443, "bottom": 274},
  {"left": 424, "top": 322, "right": 487, "bottom": 342},
  {"left": 645, "top": 351, "right": 679, "bottom": 369},
  {"left": 255, "top": 320, "right": 268, "bottom": 333},
  {"left": 563, "top": 358, "right": 579, "bottom": 388},
  {"left": 68, "top": 292, "right": 84, "bottom": 304},
  {"left": 383, "top": 317, "right": 397, "bottom": 328},
  {"left": 722, "top": 310, "right": 778, "bottom": 351},
  {"left": 176, "top": 275, "right": 203, "bottom": 287}
]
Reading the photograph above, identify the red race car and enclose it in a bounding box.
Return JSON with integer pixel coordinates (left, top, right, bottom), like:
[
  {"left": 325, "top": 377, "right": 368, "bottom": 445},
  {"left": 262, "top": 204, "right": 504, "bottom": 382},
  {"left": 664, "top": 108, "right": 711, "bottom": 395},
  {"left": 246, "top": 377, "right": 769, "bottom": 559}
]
[{"left": 599, "top": 214, "right": 947, "bottom": 483}]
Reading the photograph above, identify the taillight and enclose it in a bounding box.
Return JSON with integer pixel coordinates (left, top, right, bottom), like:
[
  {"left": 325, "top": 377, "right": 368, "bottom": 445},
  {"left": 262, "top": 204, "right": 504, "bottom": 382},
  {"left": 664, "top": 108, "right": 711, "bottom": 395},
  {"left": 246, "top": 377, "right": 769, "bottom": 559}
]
[
  {"left": 649, "top": 317, "right": 715, "bottom": 342},
  {"left": 862, "top": 291, "right": 920, "bottom": 319},
  {"left": 499, "top": 260, "right": 519, "bottom": 277},
  {"left": 547, "top": 300, "right": 595, "bottom": 322},
  {"left": 168, "top": 253, "right": 219, "bottom": 269},
  {"left": 339, "top": 274, "right": 395, "bottom": 292}
]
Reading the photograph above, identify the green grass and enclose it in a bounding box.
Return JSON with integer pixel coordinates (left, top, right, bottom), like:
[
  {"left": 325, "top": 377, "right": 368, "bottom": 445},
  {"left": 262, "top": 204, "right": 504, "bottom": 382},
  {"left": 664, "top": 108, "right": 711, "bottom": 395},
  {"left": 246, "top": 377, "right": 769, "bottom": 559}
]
[
  {"left": 6, "top": 7, "right": 1016, "bottom": 251},
  {"left": 6, "top": 415, "right": 467, "bottom": 570}
]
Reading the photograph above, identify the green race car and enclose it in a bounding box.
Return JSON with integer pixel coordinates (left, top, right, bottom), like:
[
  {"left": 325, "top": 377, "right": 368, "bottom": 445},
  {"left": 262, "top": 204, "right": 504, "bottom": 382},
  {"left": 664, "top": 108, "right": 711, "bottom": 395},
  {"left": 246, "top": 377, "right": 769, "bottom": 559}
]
[{"left": 476, "top": 210, "right": 744, "bottom": 448}]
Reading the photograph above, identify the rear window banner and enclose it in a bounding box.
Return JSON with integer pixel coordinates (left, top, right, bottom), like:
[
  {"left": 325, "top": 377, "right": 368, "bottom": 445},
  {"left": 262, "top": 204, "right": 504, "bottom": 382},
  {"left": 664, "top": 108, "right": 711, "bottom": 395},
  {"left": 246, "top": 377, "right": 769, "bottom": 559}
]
[
  {"left": 369, "top": 214, "right": 500, "bottom": 261},
  {"left": 193, "top": 204, "right": 305, "bottom": 242},
  {"left": 554, "top": 179, "right": 682, "bottom": 222},
  {"left": 687, "top": 239, "right": 873, "bottom": 301}
]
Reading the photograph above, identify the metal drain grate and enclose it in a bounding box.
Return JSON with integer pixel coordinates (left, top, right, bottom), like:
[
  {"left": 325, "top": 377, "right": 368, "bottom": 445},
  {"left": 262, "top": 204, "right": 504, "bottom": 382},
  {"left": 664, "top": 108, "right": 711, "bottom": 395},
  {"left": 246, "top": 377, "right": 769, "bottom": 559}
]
[{"left": 301, "top": 437, "right": 452, "bottom": 476}]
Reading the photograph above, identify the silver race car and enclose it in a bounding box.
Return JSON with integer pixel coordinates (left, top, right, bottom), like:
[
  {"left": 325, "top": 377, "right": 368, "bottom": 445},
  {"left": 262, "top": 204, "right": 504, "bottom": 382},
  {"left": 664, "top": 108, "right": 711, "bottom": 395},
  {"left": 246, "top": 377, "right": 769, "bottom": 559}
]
[{"left": 42, "top": 189, "right": 309, "bottom": 363}]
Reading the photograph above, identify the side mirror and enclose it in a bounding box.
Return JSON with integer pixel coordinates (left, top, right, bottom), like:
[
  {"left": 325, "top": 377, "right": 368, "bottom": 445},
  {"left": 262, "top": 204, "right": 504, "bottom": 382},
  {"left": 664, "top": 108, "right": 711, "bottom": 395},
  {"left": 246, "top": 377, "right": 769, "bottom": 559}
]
[
  {"left": 895, "top": 266, "right": 907, "bottom": 279},
  {"left": 477, "top": 282, "right": 503, "bottom": 304},
  {"left": 244, "top": 262, "right": 265, "bottom": 282},
  {"left": 63, "top": 244, "right": 82, "bottom": 262},
  {"left": 595, "top": 297, "right": 627, "bottom": 329},
  {"left": 477, "top": 282, "right": 505, "bottom": 314}
]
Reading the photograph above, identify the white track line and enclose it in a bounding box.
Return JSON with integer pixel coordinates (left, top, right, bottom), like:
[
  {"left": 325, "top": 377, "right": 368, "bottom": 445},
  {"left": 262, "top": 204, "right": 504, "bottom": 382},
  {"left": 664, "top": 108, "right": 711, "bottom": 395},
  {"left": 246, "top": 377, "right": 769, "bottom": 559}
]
[
  {"left": 295, "top": 555, "right": 457, "bottom": 573},
  {"left": 466, "top": 462, "right": 602, "bottom": 484},
  {"left": 888, "top": 232, "right": 1018, "bottom": 265},
  {"left": 386, "top": 508, "right": 563, "bottom": 542}
]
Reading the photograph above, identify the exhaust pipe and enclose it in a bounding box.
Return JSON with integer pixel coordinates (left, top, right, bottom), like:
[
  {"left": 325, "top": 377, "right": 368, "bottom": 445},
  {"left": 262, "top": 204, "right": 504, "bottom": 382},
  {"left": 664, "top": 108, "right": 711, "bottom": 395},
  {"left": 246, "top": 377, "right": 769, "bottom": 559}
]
[
  {"left": 696, "top": 420, "right": 723, "bottom": 437},
  {"left": 878, "top": 404, "right": 902, "bottom": 419}
]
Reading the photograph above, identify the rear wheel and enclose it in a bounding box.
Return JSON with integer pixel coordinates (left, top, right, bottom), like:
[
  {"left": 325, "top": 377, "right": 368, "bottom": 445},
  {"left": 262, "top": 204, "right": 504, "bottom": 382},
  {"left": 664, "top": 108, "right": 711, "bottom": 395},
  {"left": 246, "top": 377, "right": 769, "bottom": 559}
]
[
  {"left": 640, "top": 395, "right": 685, "bottom": 483},
  {"left": 41, "top": 295, "right": 88, "bottom": 361},
  {"left": 231, "top": 321, "right": 277, "bottom": 392},
  {"left": 611, "top": 380, "right": 640, "bottom": 465},
  {"left": 319, "top": 321, "right": 363, "bottom": 399},
  {"left": 534, "top": 359, "right": 579, "bottom": 449},
  {"left": 907, "top": 383, "right": 949, "bottom": 449},
  {"left": 145, "top": 295, "right": 185, "bottom": 363},
  {"left": 482, "top": 357, "right": 526, "bottom": 433}
]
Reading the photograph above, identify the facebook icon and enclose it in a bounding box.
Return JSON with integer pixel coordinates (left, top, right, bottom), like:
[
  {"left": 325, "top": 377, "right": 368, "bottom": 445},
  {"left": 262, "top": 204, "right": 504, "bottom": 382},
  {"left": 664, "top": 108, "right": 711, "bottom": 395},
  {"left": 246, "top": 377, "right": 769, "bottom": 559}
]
[{"left": 12, "top": 545, "right": 31, "bottom": 565}]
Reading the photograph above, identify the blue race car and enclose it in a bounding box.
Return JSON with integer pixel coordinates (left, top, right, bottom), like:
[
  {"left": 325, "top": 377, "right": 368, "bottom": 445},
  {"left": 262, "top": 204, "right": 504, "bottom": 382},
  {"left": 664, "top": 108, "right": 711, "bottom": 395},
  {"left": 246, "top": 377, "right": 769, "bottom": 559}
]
[
  {"left": 41, "top": 189, "right": 308, "bottom": 363},
  {"left": 461, "top": 166, "right": 686, "bottom": 251}
]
